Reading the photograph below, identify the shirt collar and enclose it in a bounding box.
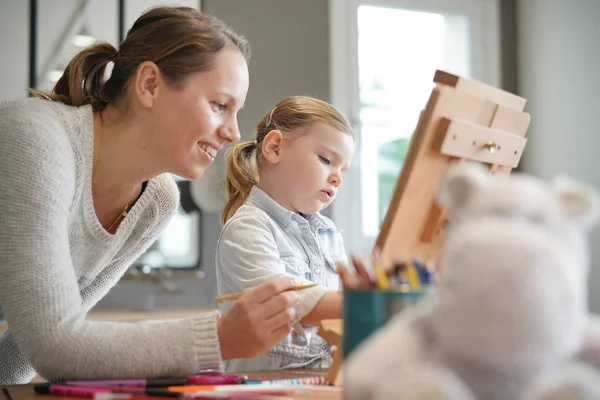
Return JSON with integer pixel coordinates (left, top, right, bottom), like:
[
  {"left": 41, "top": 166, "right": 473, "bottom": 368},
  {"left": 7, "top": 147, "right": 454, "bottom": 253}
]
[{"left": 246, "top": 186, "right": 337, "bottom": 231}]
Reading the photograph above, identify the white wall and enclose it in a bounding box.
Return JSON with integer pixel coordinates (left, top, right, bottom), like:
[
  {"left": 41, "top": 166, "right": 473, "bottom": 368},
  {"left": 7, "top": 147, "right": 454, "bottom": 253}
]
[
  {"left": 0, "top": 0, "right": 199, "bottom": 100},
  {"left": 35, "top": 0, "right": 118, "bottom": 91},
  {"left": 0, "top": 0, "right": 120, "bottom": 98},
  {"left": 516, "top": 0, "right": 600, "bottom": 312},
  {"left": 124, "top": 0, "right": 199, "bottom": 36},
  {"left": 0, "top": 1, "right": 29, "bottom": 101}
]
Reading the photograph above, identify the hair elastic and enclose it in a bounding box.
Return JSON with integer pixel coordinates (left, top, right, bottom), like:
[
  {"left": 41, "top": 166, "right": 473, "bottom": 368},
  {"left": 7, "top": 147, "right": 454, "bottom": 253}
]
[{"left": 265, "top": 106, "right": 277, "bottom": 128}]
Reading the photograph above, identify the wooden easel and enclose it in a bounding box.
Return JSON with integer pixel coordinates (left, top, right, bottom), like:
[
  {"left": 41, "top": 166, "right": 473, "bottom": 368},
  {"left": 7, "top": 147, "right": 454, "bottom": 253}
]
[
  {"left": 376, "top": 70, "right": 530, "bottom": 263},
  {"left": 319, "top": 69, "right": 531, "bottom": 386}
]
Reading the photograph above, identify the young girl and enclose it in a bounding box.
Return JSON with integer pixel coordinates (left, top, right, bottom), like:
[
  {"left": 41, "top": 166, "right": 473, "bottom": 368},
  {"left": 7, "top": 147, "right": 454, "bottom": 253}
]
[{"left": 216, "top": 96, "right": 355, "bottom": 371}]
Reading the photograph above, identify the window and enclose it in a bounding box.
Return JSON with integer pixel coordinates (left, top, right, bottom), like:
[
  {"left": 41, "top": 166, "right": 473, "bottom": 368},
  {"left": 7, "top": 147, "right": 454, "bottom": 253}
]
[
  {"left": 132, "top": 179, "right": 202, "bottom": 270},
  {"left": 330, "top": 0, "right": 501, "bottom": 255},
  {"left": 150, "top": 207, "right": 201, "bottom": 268}
]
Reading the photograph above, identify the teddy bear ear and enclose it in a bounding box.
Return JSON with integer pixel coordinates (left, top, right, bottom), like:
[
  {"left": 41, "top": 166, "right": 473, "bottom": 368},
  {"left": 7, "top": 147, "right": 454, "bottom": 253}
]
[
  {"left": 553, "top": 175, "right": 600, "bottom": 229},
  {"left": 437, "top": 161, "right": 489, "bottom": 214}
]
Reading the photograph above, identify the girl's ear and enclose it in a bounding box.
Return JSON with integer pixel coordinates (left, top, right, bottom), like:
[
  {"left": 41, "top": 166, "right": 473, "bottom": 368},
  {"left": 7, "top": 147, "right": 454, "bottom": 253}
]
[{"left": 261, "top": 130, "right": 284, "bottom": 164}]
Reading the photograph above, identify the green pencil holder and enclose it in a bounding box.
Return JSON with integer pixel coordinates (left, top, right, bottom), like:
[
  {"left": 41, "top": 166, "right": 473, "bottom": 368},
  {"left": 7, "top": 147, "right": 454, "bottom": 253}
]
[{"left": 342, "top": 287, "right": 435, "bottom": 357}]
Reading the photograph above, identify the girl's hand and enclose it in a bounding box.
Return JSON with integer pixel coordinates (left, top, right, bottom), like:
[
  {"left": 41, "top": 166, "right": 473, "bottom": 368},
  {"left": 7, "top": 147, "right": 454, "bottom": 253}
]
[
  {"left": 336, "top": 248, "right": 383, "bottom": 289},
  {"left": 336, "top": 247, "right": 406, "bottom": 289},
  {"left": 338, "top": 248, "right": 438, "bottom": 290},
  {"left": 217, "top": 276, "right": 299, "bottom": 360}
]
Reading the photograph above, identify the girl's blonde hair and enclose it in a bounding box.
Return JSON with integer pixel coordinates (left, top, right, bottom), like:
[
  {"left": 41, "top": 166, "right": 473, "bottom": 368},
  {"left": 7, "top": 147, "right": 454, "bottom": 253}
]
[{"left": 221, "top": 96, "right": 354, "bottom": 224}]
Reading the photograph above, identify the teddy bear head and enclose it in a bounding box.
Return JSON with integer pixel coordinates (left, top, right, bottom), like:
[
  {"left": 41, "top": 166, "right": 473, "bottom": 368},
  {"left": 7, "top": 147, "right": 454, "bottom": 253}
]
[{"left": 431, "top": 161, "right": 599, "bottom": 371}]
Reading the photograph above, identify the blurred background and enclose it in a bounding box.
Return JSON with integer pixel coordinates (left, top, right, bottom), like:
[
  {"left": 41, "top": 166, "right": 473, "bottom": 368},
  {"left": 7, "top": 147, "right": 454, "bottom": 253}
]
[{"left": 1, "top": 0, "right": 599, "bottom": 314}]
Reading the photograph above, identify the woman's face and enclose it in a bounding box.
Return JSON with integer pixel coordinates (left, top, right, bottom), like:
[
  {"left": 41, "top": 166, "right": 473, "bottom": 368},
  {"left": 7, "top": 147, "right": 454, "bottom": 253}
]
[{"left": 148, "top": 47, "right": 249, "bottom": 180}]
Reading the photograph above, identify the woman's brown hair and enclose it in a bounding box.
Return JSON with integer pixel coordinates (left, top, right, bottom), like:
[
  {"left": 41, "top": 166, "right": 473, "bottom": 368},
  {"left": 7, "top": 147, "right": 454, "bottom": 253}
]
[
  {"left": 221, "top": 96, "right": 354, "bottom": 224},
  {"left": 30, "top": 6, "right": 250, "bottom": 111}
]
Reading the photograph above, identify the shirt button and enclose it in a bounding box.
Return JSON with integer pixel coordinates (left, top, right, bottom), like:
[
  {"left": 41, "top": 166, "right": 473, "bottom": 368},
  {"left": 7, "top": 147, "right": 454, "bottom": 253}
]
[
  {"left": 302, "top": 228, "right": 308, "bottom": 234},
  {"left": 314, "top": 268, "right": 321, "bottom": 275}
]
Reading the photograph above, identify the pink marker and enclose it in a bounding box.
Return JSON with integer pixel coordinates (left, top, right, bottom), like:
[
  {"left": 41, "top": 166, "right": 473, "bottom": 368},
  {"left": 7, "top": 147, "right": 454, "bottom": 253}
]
[
  {"left": 187, "top": 372, "right": 248, "bottom": 385},
  {"left": 64, "top": 377, "right": 187, "bottom": 388},
  {"left": 63, "top": 372, "right": 247, "bottom": 388},
  {"left": 35, "top": 383, "right": 112, "bottom": 398}
]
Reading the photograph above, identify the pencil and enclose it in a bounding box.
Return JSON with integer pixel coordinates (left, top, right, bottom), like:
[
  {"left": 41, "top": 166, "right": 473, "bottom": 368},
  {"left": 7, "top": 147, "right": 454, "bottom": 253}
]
[
  {"left": 373, "top": 264, "right": 390, "bottom": 290},
  {"left": 215, "top": 282, "right": 318, "bottom": 303},
  {"left": 406, "top": 260, "right": 421, "bottom": 291}
]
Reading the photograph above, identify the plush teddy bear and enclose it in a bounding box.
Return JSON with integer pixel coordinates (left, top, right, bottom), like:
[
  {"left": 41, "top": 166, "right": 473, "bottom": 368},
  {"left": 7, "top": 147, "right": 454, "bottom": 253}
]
[{"left": 343, "top": 161, "right": 600, "bottom": 400}]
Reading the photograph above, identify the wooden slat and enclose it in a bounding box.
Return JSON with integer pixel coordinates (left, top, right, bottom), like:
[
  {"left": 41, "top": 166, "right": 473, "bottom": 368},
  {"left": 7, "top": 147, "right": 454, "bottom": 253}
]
[
  {"left": 436, "top": 118, "right": 527, "bottom": 168},
  {"left": 489, "top": 105, "right": 531, "bottom": 133},
  {"left": 488, "top": 105, "right": 531, "bottom": 177},
  {"left": 434, "top": 69, "right": 527, "bottom": 111}
]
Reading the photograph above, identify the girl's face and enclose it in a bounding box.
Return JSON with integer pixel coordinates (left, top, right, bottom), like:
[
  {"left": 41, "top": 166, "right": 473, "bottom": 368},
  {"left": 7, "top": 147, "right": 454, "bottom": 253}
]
[{"left": 266, "top": 122, "right": 355, "bottom": 215}]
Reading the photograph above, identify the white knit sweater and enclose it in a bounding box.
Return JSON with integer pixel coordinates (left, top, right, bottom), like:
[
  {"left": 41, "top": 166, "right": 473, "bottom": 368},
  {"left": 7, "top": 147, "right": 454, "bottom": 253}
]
[{"left": 0, "top": 98, "right": 222, "bottom": 385}]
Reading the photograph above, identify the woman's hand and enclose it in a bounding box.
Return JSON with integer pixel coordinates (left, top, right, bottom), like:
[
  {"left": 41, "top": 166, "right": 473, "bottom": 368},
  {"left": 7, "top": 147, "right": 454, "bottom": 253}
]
[
  {"left": 331, "top": 345, "right": 339, "bottom": 358},
  {"left": 217, "top": 276, "right": 299, "bottom": 361}
]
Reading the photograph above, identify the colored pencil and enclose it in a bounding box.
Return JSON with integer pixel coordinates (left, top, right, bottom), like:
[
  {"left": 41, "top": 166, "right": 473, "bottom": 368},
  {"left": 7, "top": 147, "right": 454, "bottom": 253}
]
[{"left": 215, "top": 282, "right": 317, "bottom": 303}]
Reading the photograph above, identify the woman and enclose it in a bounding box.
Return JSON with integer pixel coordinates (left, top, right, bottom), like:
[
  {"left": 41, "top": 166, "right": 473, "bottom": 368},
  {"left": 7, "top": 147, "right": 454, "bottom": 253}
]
[{"left": 0, "top": 6, "right": 298, "bottom": 385}]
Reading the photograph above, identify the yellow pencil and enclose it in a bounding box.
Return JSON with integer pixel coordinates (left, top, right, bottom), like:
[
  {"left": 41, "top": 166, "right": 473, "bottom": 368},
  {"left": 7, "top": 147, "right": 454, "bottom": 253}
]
[
  {"left": 373, "top": 264, "right": 390, "bottom": 290},
  {"left": 215, "top": 282, "right": 318, "bottom": 303},
  {"left": 406, "top": 260, "right": 421, "bottom": 291}
]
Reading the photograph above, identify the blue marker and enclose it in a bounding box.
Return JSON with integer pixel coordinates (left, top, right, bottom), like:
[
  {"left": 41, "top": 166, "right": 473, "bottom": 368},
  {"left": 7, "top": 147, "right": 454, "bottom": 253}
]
[{"left": 413, "top": 259, "right": 432, "bottom": 285}]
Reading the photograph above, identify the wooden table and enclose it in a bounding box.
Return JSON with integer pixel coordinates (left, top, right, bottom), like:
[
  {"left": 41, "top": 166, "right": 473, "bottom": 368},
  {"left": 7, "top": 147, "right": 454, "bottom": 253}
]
[{"left": 1, "top": 369, "right": 341, "bottom": 400}]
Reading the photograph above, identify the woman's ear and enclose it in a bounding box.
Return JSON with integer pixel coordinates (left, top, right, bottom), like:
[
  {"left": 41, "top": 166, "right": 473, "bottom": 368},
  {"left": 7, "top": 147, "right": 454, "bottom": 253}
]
[
  {"left": 134, "top": 61, "right": 160, "bottom": 108},
  {"left": 261, "top": 130, "right": 284, "bottom": 164}
]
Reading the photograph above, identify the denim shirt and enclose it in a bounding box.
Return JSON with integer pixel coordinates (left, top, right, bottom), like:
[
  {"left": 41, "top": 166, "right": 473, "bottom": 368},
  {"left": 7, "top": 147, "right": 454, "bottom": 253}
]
[{"left": 216, "top": 186, "right": 347, "bottom": 372}]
